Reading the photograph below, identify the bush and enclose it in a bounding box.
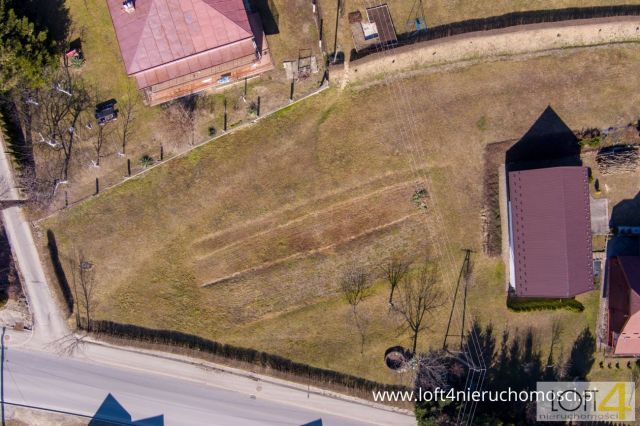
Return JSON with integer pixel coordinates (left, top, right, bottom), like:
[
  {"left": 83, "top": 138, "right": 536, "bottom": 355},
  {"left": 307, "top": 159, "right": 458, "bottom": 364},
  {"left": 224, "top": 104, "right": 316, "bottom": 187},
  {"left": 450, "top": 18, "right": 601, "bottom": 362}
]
[
  {"left": 70, "top": 55, "right": 85, "bottom": 69},
  {"left": 139, "top": 154, "right": 154, "bottom": 168},
  {"left": 580, "top": 136, "right": 602, "bottom": 148},
  {"left": 247, "top": 102, "right": 258, "bottom": 118},
  {"left": 507, "top": 297, "right": 584, "bottom": 312}
]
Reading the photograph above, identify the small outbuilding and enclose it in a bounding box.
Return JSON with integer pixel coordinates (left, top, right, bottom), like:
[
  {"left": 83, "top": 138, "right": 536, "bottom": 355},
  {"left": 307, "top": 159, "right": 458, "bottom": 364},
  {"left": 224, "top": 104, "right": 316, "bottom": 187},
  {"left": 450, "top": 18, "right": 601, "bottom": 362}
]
[{"left": 349, "top": 4, "right": 397, "bottom": 52}]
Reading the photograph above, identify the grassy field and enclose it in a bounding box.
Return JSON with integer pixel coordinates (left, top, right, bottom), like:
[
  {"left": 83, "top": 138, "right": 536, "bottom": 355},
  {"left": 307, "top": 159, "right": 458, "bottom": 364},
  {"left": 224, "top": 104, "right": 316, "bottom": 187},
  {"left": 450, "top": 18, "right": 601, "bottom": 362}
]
[
  {"left": 41, "top": 43, "right": 640, "bottom": 383},
  {"left": 319, "top": 0, "right": 640, "bottom": 58}
]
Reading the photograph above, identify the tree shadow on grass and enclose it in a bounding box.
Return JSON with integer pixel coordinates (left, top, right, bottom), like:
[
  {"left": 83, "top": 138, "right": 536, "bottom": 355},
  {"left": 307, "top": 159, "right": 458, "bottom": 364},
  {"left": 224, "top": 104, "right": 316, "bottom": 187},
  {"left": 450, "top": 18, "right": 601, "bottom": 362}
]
[
  {"left": 13, "top": 0, "right": 71, "bottom": 49},
  {"left": 565, "top": 327, "right": 596, "bottom": 380}
]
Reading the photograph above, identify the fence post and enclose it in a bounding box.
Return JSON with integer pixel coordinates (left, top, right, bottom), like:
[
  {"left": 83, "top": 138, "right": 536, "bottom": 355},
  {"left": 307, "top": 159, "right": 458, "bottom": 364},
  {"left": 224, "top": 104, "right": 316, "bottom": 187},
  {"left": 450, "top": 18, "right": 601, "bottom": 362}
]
[
  {"left": 64, "top": 191, "right": 68, "bottom": 208},
  {"left": 95, "top": 178, "right": 99, "bottom": 195},
  {"left": 127, "top": 158, "right": 131, "bottom": 176},
  {"left": 257, "top": 96, "right": 261, "bottom": 117},
  {"left": 160, "top": 145, "right": 164, "bottom": 161},
  {"left": 290, "top": 80, "right": 295, "bottom": 101},
  {"left": 223, "top": 98, "right": 228, "bottom": 131}
]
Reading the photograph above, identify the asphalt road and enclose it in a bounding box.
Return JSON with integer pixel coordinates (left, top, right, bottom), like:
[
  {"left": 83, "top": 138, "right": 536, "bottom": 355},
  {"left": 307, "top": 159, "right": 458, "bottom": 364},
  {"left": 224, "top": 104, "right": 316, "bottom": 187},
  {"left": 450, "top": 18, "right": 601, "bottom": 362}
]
[
  {"left": 4, "top": 348, "right": 407, "bottom": 426},
  {"left": 0, "top": 133, "right": 68, "bottom": 345}
]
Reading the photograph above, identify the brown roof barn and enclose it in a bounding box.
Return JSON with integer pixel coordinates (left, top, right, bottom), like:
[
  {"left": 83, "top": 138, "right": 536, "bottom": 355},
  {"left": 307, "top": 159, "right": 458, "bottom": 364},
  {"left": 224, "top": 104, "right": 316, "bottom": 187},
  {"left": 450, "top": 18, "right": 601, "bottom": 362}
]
[
  {"left": 107, "top": 0, "right": 274, "bottom": 105},
  {"left": 507, "top": 166, "right": 593, "bottom": 298},
  {"left": 607, "top": 256, "right": 640, "bottom": 356}
]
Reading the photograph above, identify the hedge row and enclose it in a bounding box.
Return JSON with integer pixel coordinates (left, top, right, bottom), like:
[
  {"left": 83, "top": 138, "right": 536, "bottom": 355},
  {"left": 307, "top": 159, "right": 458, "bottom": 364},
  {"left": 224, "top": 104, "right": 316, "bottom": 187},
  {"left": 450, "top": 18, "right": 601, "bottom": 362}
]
[
  {"left": 351, "top": 5, "right": 640, "bottom": 60},
  {"left": 507, "top": 297, "right": 584, "bottom": 312},
  {"left": 83, "top": 319, "right": 410, "bottom": 394}
]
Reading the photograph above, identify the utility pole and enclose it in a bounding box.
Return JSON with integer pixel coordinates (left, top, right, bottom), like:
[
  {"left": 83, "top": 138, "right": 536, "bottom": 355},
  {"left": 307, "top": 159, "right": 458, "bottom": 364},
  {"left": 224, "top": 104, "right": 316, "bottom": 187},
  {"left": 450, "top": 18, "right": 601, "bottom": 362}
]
[
  {"left": 223, "top": 98, "right": 228, "bottom": 131},
  {"left": 332, "top": 0, "right": 341, "bottom": 63},
  {"left": 1, "top": 327, "right": 5, "bottom": 426}
]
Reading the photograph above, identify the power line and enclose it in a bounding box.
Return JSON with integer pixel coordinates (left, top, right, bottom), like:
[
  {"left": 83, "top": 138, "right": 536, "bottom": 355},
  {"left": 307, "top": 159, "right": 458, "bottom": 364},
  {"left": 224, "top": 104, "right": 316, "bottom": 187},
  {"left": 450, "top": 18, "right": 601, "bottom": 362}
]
[{"left": 353, "top": 2, "right": 486, "bottom": 424}]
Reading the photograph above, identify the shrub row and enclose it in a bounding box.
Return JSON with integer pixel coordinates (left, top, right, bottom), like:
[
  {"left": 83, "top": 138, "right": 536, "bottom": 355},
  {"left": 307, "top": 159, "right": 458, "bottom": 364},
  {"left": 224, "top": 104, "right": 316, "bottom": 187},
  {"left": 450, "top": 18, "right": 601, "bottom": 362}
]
[
  {"left": 417, "top": 5, "right": 640, "bottom": 42},
  {"left": 83, "top": 319, "right": 410, "bottom": 394},
  {"left": 351, "top": 5, "right": 640, "bottom": 60},
  {"left": 507, "top": 297, "right": 584, "bottom": 312}
]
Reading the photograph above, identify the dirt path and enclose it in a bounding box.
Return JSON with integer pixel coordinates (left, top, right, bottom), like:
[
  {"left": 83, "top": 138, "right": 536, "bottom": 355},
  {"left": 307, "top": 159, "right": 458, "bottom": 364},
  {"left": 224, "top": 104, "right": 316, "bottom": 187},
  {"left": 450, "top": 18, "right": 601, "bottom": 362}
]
[{"left": 337, "top": 16, "right": 640, "bottom": 86}]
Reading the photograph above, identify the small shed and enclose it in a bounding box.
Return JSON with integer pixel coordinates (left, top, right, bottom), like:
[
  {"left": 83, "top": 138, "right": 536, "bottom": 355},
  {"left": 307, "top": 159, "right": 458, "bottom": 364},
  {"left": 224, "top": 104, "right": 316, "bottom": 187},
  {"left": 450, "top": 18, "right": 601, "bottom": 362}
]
[
  {"left": 348, "top": 4, "right": 397, "bottom": 52},
  {"left": 366, "top": 4, "right": 397, "bottom": 44}
]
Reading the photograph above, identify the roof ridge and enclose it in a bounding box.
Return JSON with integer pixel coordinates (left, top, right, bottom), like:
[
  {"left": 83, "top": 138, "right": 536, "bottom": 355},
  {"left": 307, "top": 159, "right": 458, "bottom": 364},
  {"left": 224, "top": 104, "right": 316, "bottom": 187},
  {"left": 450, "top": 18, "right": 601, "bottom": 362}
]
[
  {"left": 202, "top": 0, "right": 252, "bottom": 37},
  {"left": 112, "top": 0, "right": 254, "bottom": 75},
  {"left": 560, "top": 169, "right": 572, "bottom": 297}
]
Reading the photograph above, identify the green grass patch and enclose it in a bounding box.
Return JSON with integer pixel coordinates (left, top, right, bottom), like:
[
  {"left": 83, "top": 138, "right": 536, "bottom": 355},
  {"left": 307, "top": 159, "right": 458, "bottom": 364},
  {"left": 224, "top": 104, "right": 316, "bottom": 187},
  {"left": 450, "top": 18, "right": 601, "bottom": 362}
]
[
  {"left": 507, "top": 296, "right": 585, "bottom": 312},
  {"left": 476, "top": 115, "right": 488, "bottom": 131},
  {"left": 580, "top": 136, "right": 602, "bottom": 148}
]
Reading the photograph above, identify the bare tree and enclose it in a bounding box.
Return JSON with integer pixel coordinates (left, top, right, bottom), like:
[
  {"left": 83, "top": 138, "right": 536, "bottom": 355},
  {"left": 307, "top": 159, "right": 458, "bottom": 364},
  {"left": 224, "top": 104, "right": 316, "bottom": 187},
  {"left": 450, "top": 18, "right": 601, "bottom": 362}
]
[
  {"left": 165, "top": 97, "right": 197, "bottom": 146},
  {"left": 416, "top": 349, "right": 451, "bottom": 390},
  {"left": 32, "top": 67, "right": 91, "bottom": 181},
  {"left": 340, "top": 266, "right": 370, "bottom": 312},
  {"left": 69, "top": 251, "right": 97, "bottom": 331},
  {"left": 92, "top": 122, "right": 114, "bottom": 167},
  {"left": 354, "top": 307, "right": 372, "bottom": 355},
  {"left": 394, "top": 261, "right": 443, "bottom": 354},
  {"left": 382, "top": 256, "right": 410, "bottom": 306},
  {"left": 20, "top": 146, "right": 63, "bottom": 209},
  {"left": 544, "top": 318, "right": 563, "bottom": 379},
  {"left": 340, "top": 265, "right": 372, "bottom": 354},
  {"left": 118, "top": 85, "right": 136, "bottom": 155}
]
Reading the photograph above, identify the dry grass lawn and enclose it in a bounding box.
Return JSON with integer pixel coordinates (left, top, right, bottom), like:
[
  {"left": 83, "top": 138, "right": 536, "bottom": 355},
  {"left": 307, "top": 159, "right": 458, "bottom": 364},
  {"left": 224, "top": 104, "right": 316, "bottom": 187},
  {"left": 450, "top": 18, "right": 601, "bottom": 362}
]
[{"left": 42, "top": 44, "right": 640, "bottom": 383}]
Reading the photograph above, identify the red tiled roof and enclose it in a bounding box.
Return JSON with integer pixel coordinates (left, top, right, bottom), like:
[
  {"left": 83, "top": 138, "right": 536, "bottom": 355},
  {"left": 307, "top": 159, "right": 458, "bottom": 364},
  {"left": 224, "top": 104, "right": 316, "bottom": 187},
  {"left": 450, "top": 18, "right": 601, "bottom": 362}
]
[
  {"left": 615, "top": 311, "right": 640, "bottom": 356},
  {"left": 107, "top": 0, "right": 253, "bottom": 75},
  {"left": 508, "top": 166, "right": 593, "bottom": 298},
  {"left": 608, "top": 256, "right": 640, "bottom": 351}
]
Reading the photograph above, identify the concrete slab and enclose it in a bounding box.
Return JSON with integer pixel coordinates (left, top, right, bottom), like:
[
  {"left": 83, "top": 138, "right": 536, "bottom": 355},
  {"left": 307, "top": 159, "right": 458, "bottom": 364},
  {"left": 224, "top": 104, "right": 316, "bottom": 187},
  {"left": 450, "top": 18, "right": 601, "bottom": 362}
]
[{"left": 590, "top": 196, "right": 609, "bottom": 235}]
